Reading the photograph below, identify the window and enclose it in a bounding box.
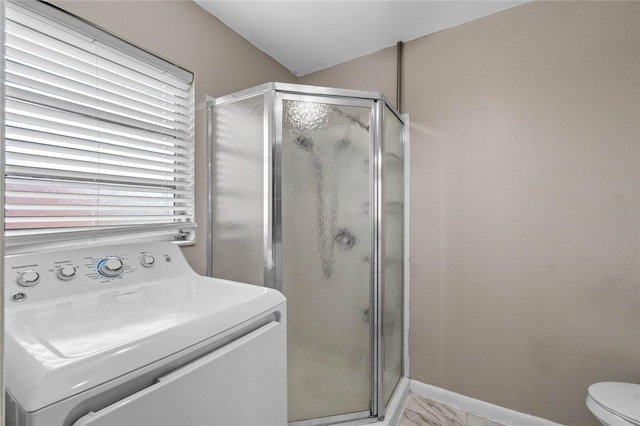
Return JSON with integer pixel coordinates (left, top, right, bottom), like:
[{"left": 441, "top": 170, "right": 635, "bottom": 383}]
[{"left": 4, "top": 0, "right": 195, "bottom": 251}]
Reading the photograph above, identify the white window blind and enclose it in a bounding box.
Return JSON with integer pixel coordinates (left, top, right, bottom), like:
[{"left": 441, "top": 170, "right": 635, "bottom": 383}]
[{"left": 4, "top": 0, "right": 195, "bottom": 249}]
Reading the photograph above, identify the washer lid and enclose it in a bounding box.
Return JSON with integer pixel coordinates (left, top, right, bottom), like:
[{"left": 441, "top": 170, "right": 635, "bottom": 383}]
[
  {"left": 588, "top": 382, "right": 640, "bottom": 424},
  {"left": 5, "top": 276, "right": 285, "bottom": 413}
]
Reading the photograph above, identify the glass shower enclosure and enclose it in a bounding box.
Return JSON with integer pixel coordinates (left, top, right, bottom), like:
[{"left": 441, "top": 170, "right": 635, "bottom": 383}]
[{"left": 207, "top": 83, "right": 405, "bottom": 425}]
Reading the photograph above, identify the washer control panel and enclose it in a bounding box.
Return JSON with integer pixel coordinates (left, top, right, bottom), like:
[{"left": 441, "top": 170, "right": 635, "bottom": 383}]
[{"left": 5, "top": 243, "right": 195, "bottom": 305}]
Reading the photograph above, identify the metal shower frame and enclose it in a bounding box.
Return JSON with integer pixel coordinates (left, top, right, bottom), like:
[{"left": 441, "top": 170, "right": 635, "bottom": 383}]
[{"left": 207, "top": 82, "right": 406, "bottom": 425}]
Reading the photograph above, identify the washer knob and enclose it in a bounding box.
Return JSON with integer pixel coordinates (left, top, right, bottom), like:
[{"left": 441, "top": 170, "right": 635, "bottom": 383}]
[
  {"left": 18, "top": 270, "right": 40, "bottom": 287},
  {"left": 140, "top": 255, "right": 155, "bottom": 268},
  {"left": 98, "top": 257, "right": 124, "bottom": 277},
  {"left": 57, "top": 266, "right": 77, "bottom": 281}
]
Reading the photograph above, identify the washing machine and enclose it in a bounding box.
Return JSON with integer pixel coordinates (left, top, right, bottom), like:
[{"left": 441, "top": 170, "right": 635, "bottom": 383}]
[{"left": 4, "top": 242, "right": 287, "bottom": 426}]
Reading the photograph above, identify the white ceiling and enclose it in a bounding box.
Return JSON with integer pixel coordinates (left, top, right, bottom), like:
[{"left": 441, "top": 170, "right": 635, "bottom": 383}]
[{"left": 194, "top": 1, "right": 530, "bottom": 77}]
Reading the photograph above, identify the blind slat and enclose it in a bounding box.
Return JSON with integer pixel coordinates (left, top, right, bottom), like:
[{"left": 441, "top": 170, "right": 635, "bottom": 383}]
[
  {"left": 7, "top": 138, "right": 193, "bottom": 172},
  {"left": 5, "top": 177, "right": 193, "bottom": 196},
  {"left": 6, "top": 127, "right": 192, "bottom": 166},
  {"left": 7, "top": 153, "right": 188, "bottom": 182},
  {"left": 6, "top": 13, "right": 191, "bottom": 95},
  {"left": 6, "top": 44, "right": 191, "bottom": 115},
  {"left": 6, "top": 215, "right": 192, "bottom": 224},
  {"left": 6, "top": 118, "right": 192, "bottom": 157},
  {"left": 6, "top": 86, "right": 191, "bottom": 139},
  {"left": 5, "top": 31, "right": 191, "bottom": 107},
  {"left": 5, "top": 64, "right": 190, "bottom": 131},
  {"left": 9, "top": 0, "right": 192, "bottom": 84},
  {"left": 6, "top": 193, "right": 193, "bottom": 207},
  {"left": 6, "top": 204, "right": 193, "bottom": 213},
  {"left": 6, "top": 166, "right": 193, "bottom": 189},
  {"left": 6, "top": 99, "right": 192, "bottom": 150}
]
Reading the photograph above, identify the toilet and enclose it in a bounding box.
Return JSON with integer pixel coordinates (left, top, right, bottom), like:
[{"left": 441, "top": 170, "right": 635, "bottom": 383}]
[{"left": 587, "top": 382, "right": 640, "bottom": 426}]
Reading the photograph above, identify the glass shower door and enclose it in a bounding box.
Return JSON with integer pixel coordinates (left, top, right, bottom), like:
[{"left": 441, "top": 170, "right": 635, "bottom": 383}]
[{"left": 278, "top": 95, "right": 373, "bottom": 422}]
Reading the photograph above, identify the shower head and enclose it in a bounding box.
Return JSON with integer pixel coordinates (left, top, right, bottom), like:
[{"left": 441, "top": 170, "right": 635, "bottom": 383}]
[
  {"left": 334, "top": 138, "right": 351, "bottom": 153},
  {"left": 294, "top": 135, "right": 314, "bottom": 152}
]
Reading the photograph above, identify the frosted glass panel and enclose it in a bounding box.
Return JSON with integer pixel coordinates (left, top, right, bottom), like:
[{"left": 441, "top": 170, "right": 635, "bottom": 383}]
[
  {"left": 382, "top": 107, "right": 404, "bottom": 404},
  {"left": 281, "top": 99, "right": 372, "bottom": 421},
  {"left": 210, "top": 95, "right": 264, "bottom": 285}
]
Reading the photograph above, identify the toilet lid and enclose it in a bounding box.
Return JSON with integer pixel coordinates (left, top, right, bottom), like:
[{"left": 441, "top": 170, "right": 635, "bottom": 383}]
[{"left": 589, "top": 382, "right": 640, "bottom": 424}]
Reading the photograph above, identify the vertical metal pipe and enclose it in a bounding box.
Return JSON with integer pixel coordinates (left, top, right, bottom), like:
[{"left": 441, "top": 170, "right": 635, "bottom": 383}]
[{"left": 396, "top": 41, "right": 403, "bottom": 114}]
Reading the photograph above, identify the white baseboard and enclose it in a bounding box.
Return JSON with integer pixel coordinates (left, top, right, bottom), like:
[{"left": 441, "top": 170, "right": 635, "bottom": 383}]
[{"left": 409, "top": 380, "right": 563, "bottom": 426}]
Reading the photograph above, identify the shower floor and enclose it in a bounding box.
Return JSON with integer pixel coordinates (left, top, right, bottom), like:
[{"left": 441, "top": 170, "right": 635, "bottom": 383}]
[{"left": 288, "top": 341, "right": 371, "bottom": 422}]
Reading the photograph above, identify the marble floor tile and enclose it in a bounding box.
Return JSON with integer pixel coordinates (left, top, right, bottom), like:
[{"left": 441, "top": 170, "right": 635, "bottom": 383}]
[
  {"left": 466, "top": 412, "right": 507, "bottom": 426},
  {"left": 397, "top": 393, "right": 512, "bottom": 426},
  {"left": 399, "top": 394, "right": 466, "bottom": 426}
]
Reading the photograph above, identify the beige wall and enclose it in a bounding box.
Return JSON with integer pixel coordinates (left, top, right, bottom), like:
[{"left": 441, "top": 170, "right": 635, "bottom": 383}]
[
  {"left": 300, "top": 45, "right": 398, "bottom": 107},
  {"left": 49, "top": 0, "right": 297, "bottom": 274},
  {"left": 303, "top": 2, "right": 640, "bottom": 425}
]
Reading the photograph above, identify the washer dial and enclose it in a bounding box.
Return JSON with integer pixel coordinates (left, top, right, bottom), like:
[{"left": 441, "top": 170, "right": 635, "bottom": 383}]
[
  {"left": 97, "top": 257, "right": 124, "bottom": 277},
  {"left": 140, "top": 255, "right": 155, "bottom": 268},
  {"left": 57, "top": 266, "right": 77, "bottom": 280},
  {"left": 18, "top": 270, "right": 40, "bottom": 287}
]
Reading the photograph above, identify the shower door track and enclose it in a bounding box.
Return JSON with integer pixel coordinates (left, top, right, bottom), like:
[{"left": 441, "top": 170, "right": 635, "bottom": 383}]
[{"left": 287, "top": 410, "right": 374, "bottom": 426}]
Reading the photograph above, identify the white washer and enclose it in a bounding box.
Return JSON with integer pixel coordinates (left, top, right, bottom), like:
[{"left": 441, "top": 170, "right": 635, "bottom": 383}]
[{"left": 4, "top": 243, "right": 287, "bottom": 426}]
